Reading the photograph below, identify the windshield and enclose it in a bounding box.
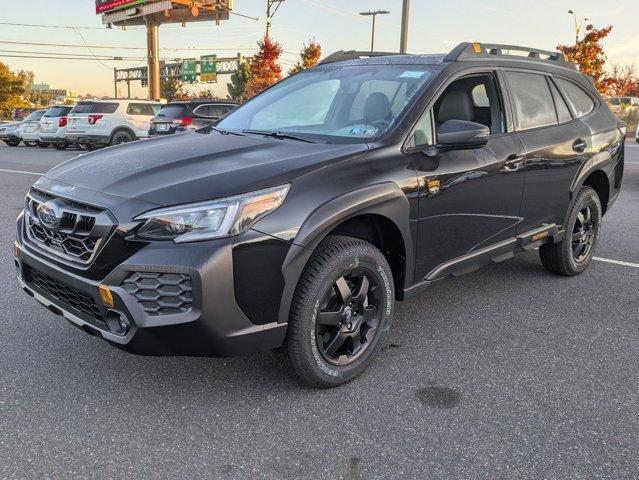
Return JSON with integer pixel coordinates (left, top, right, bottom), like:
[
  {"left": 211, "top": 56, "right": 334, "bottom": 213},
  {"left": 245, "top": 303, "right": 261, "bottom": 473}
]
[
  {"left": 44, "top": 106, "right": 71, "bottom": 117},
  {"left": 156, "top": 104, "right": 188, "bottom": 118},
  {"left": 217, "top": 64, "right": 435, "bottom": 143},
  {"left": 25, "top": 111, "right": 45, "bottom": 122}
]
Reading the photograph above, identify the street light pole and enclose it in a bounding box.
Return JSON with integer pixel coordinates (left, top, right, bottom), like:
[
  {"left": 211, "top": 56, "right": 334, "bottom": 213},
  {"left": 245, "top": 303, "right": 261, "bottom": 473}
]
[
  {"left": 568, "top": 9, "right": 589, "bottom": 44},
  {"left": 400, "top": 0, "right": 410, "bottom": 53},
  {"left": 360, "top": 10, "right": 390, "bottom": 52},
  {"left": 266, "top": 0, "right": 285, "bottom": 38}
]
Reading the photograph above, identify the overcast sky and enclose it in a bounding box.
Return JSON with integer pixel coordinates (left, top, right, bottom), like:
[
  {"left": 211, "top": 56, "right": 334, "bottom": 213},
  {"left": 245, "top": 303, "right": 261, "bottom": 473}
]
[{"left": 1, "top": 0, "right": 637, "bottom": 99}]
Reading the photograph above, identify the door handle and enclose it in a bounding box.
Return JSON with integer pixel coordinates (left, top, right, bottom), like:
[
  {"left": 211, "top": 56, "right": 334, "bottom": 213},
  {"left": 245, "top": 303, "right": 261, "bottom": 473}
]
[
  {"left": 504, "top": 154, "right": 524, "bottom": 171},
  {"left": 572, "top": 139, "right": 587, "bottom": 153}
]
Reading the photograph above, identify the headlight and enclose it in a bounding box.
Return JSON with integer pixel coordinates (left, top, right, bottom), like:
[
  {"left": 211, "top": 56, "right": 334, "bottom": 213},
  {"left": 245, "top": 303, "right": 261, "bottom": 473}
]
[{"left": 135, "top": 184, "right": 290, "bottom": 242}]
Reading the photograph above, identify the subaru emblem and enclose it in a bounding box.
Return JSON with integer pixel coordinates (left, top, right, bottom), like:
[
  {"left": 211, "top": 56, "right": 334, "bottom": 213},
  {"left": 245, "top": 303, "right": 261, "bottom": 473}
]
[{"left": 37, "top": 202, "right": 61, "bottom": 230}]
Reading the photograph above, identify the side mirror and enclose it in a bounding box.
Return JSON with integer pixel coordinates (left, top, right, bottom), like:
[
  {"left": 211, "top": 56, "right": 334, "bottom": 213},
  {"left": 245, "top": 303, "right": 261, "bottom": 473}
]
[{"left": 438, "top": 119, "right": 489, "bottom": 148}]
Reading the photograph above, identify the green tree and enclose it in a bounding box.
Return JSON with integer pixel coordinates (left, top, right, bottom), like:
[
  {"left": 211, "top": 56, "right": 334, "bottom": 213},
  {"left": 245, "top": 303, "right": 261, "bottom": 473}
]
[
  {"left": 0, "top": 62, "right": 30, "bottom": 117},
  {"left": 160, "top": 77, "right": 185, "bottom": 102},
  {"left": 289, "top": 40, "right": 322, "bottom": 75},
  {"left": 227, "top": 58, "right": 252, "bottom": 102}
]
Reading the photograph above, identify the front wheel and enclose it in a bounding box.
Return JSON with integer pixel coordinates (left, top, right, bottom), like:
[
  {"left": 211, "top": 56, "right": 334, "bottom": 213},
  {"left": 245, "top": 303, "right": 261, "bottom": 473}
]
[
  {"left": 539, "top": 186, "right": 602, "bottom": 276},
  {"left": 36, "top": 141, "right": 49, "bottom": 148},
  {"left": 4, "top": 140, "right": 20, "bottom": 147},
  {"left": 279, "top": 235, "right": 395, "bottom": 388}
]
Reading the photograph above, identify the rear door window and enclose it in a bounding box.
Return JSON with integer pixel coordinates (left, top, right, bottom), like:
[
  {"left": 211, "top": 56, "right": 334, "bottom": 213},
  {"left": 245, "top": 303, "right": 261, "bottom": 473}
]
[
  {"left": 555, "top": 78, "right": 595, "bottom": 117},
  {"left": 504, "top": 71, "right": 557, "bottom": 130}
]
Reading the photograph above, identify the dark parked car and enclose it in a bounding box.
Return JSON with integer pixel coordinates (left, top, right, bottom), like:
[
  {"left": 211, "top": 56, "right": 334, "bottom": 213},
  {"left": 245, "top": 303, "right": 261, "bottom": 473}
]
[
  {"left": 149, "top": 99, "right": 238, "bottom": 136},
  {"left": 15, "top": 43, "right": 624, "bottom": 388}
]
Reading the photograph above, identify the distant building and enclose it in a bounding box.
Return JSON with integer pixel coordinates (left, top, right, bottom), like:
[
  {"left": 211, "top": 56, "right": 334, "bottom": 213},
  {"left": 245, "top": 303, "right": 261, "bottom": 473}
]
[{"left": 31, "top": 83, "right": 79, "bottom": 105}]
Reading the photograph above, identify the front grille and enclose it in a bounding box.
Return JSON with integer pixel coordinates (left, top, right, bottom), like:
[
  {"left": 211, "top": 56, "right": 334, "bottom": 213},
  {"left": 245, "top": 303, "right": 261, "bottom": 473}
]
[
  {"left": 28, "top": 267, "right": 102, "bottom": 322},
  {"left": 24, "top": 189, "right": 114, "bottom": 266},
  {"left": 123, "top": 272, "right": 193, "bottom": 315}
]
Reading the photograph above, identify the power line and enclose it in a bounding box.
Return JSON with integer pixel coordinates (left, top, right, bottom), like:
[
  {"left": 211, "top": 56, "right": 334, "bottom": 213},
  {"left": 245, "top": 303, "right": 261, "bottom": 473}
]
[
  {"left": 0, "top": 22, "right": 103, "bottom": 30},
  {"left": 0, "top": 39, "right": 258, "bottom": 52},
  {"left": 0, "top": 48, "right": 142, "bottom": 60}
]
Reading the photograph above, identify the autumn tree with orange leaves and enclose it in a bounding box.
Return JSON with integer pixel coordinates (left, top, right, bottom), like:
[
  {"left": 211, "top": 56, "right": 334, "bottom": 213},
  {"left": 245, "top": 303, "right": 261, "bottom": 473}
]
[
  {"left": 245, "top": 36, "right": 283, "bottom": 99},
  {"left": 557, "top": 24, "right": 614, "bottom": 94},
  {"left": 289, "top": 40, "right": 322, "bottom": 75}
]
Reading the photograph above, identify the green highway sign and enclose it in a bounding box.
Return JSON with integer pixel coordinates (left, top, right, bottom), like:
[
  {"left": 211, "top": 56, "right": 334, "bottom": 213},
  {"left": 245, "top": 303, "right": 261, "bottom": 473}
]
[
  {"left": 200, "top": 54, "right": 218, "bottom": 82},
  {"left": 182, "top": 59, "right": 197, "bottom": 83}
]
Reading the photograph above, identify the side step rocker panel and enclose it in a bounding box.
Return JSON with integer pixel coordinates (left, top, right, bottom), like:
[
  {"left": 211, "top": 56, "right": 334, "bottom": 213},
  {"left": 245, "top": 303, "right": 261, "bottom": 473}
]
[{"left": 403, "top": 224, "right": 562, "bottom": 300}]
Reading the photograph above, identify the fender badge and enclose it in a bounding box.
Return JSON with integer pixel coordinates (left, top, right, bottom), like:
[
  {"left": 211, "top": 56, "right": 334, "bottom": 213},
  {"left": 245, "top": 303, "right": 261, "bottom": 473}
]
[{"left": 427, "top": 179, "right": 440, "bottom": 195}]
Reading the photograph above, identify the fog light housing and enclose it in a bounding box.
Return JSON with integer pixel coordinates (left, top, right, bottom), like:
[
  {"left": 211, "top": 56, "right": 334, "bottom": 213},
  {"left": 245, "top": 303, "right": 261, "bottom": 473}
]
[
  {"left": 105, "top": 309, "right": 130, "bottom": 336},
  {"left": 99, "top": 284, "right": 114, "bottom": 308}
]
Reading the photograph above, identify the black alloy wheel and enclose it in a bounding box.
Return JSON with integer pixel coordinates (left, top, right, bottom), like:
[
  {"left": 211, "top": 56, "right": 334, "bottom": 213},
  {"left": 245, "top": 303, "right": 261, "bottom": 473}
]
[
  {"left": 539, "top": 186, "right": 601, "bottom": 276},
  {"left": 111, "top": 130, "right": 134, "bottom": 146},
  {"left": 315, "top": 268, "right": 381, "bottom": 366},
  {"left": 572, "top": 205, "right": 596, "bottom": 263}
]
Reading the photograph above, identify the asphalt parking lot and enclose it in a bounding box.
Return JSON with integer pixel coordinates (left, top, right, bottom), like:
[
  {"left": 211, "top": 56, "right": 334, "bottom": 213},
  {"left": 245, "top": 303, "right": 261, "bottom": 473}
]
[{"left": 0, "top": 142, "right": 638, "bottom": 480}]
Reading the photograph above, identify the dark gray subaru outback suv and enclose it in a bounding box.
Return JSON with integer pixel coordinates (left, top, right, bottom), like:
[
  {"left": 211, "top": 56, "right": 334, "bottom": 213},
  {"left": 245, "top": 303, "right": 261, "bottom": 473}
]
[{"left": 15, "top": 43, "right": 625, "bottom": 387}]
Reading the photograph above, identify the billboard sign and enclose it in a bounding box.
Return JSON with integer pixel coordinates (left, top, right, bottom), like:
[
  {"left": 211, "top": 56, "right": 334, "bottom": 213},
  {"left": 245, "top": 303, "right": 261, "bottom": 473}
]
[
  {"left": 200, "top": 55, "right": 218, "bottom": 82},
  {"left": 95, "top": 0, "right": 147, "bottom": 14}
]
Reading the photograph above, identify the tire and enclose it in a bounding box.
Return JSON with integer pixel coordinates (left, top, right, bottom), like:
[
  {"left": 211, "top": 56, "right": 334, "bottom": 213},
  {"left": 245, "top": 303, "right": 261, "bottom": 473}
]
[
  {"left": 539, "top": 186, "right": 602, "bottom": 276},
  {"left": 278, "top": 235, "right": 395, "bottom": 388},
  {"left": 85, "top": 144, "right": 101, "bottom": 152},
  {"left": 54, "top": 143, "right": 68, "bottom": 150},
  {"left": 36, "top": 141, "right": 49, "bottom": 148},
  {"left": 4, "top": 140, "right": 20, "bottom": 147},
  {"left": 24, "top": 141, "right": 36, "bottom": 147},
  {"left": 110, "top": 129, "right": 134, "bottom": 146}
]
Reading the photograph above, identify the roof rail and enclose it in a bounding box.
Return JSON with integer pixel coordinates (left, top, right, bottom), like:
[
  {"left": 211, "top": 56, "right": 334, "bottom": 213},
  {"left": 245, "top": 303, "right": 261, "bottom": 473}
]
[
  {"left": 444, "top": 42, "right": 576, "bottom": 69},
  {"left": 319, "top": 50, "right": 402, "bottom": 65}
]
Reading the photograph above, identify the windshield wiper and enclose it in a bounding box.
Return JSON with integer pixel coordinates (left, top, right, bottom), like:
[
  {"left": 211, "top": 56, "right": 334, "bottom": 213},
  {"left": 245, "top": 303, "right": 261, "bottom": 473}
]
[
  {"left": 209, "top": 126, "right": 244, "bottom": 136},
  {"left": 242, "top": 129, "right": 316, "bottom": 143}
]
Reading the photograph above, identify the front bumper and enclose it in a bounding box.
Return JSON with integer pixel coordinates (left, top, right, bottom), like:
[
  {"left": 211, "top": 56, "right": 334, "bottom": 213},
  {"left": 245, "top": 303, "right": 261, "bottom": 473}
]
[
  {"left": 1, "top": 132, "right": 21, "bottom": 141},
  {"left": 15, "top": 218, "right": 288, "bottom": 357}
]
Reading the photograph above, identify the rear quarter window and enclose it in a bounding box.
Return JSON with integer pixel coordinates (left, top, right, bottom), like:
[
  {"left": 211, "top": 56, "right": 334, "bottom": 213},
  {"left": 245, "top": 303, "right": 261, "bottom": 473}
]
[
  {"left": 127, "top": 103, "right": 157, "bottom": 116},
  {"left": 555, "top": 78, "right": 595, "bottom": 117}
]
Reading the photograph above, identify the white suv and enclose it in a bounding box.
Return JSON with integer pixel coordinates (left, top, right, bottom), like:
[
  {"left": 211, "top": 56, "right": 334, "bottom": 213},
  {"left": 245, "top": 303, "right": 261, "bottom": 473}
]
[{"left": 65, "top": 99, "right": 161, "bottom": 150}]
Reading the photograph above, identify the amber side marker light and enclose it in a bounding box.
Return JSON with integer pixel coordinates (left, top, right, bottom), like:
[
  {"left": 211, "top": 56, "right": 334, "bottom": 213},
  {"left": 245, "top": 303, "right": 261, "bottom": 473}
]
[
  {"left": 99, "top": 284, "right": 114, "bottom": 308},
  {"left": 472, "top": 42, "right": 483, "bottom": 54},
  {"left": 14, "top": 242, "right": 20, "bottom": 259}
]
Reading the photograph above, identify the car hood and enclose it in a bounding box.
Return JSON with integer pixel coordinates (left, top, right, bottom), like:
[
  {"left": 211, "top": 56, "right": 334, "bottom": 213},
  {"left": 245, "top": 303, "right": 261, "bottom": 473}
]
[{"left": 43, "top": 132, "right": 369, "bottom": 206}]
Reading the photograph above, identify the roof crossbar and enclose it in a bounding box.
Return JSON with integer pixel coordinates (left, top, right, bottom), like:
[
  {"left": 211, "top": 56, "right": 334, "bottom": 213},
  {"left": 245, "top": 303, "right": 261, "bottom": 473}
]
[
  {"left": 319, "top": 50, "right": 402, "bottom": 65},
  {"left": 444, "top": 42, "right": 576, "bottom": 69}
]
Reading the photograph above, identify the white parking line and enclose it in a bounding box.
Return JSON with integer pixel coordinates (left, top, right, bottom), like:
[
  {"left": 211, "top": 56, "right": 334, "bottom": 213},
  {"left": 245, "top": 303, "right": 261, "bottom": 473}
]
[
  {"left": 594, "top": 257, "right": 639, "bottom": 268},
  {"left": 0, "top": 168, "right": 42, "bottom": 176}
]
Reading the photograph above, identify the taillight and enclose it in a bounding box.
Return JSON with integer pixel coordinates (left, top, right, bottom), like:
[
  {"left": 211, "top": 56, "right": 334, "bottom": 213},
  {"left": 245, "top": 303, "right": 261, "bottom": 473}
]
[
  {"left": 179, "top": 117, "right": 193, "bottom": 126},
  {"left": 59, "top": 117, "right": 68, "bottom": 127},
  {"left": 88, "top": 114, "right": 103, "bottom": 125}
]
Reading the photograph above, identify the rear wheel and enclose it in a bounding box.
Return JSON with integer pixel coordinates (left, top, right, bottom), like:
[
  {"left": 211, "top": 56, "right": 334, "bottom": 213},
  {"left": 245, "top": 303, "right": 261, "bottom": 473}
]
[
  {"left": 54, "top": 143, "right": 68, "bottom": 150},
  {"left": 36, "top": 141, "right": 49, "bottom": 148},
  {"left": 4, "top": 140, "right": 20, "bottom": 147},
  {"left": 279, "top": 235, "right": 395, "bottom": 388},
  {"left": 110, "top": 130, "right": 134, "bottom": 146},
  {"left": 539, "top": 186, "right": 602, "bottom": 276}
]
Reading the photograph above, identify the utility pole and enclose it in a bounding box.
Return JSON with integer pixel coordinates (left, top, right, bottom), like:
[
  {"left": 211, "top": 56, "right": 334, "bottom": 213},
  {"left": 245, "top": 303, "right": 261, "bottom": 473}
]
[
  {"left": 266, "top": 0, "right": 285, "bottom": 38},
  {"left": 146, "top": 19, "right": 161, "bottom": 100},
  {"left": 360, "top": 10, "right": 390, "bottom": 52},
  {"left": 400, "top": 0, "right": 410, "bottom": 53},
  {"left": 568, "top": 9, "right": 589, "bottom": 44}
]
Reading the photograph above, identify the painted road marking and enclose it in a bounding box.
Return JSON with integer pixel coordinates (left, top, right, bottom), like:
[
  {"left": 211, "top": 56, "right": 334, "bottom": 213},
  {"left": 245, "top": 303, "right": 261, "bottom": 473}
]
[
  {"left": 0, "top": 168, "right": 42, "bottom": 176},
  {"left": 594, "top": 257, "right": 639, "bottom": 269}
]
